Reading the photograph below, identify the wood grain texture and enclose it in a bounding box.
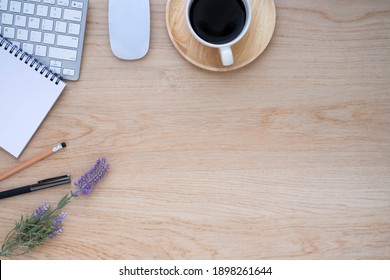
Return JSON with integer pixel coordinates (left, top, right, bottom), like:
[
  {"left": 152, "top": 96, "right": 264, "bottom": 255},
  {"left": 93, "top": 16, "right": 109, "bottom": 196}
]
[
  {"left": 0, "top": 0, "right": 389, "bottom": 259},
  {"left": 166, "top": 0, "right": 276, "bottom": 71}
]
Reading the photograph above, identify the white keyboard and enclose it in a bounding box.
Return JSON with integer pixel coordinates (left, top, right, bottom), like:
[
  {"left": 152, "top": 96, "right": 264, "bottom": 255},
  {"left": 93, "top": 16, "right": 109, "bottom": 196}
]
[{"left": 0, "top": 0, "right": 88, "bottom": 80}]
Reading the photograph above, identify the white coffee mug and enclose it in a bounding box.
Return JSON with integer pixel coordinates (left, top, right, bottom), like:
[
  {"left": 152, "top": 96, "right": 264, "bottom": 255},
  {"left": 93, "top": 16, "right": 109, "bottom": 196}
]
[{"left": 185, "top": 0, "right": 252, "bottom": 66}]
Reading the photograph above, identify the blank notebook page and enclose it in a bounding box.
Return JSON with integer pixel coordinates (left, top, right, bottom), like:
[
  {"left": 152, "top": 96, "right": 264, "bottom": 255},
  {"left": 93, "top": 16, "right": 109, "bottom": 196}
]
[{"left": 0, "top": 38, "right": 66, "bottom": 158}]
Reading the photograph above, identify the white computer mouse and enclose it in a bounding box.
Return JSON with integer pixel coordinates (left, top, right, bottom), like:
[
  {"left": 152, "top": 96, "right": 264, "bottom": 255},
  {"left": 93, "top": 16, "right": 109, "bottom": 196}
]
[{"left": 108, "top": 0, "right": 150, "bottom": 60}]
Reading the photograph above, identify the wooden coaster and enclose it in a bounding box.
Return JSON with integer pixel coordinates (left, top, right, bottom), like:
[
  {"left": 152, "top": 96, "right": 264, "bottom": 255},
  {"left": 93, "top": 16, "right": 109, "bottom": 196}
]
[{"left": 166, "top": 0, "right": 276, "bottom": 71}]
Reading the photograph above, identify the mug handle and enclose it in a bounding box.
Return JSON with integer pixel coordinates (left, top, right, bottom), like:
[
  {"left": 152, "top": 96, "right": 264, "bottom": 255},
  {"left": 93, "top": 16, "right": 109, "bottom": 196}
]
[{"left": 219, "top": 46, "right": 234, "bottom": 66}]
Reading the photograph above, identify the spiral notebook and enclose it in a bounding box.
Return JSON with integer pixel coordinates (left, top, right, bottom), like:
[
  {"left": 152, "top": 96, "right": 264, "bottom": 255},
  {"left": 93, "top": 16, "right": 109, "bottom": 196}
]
[{"left": 0, "top": 35, "right": 66, "bottom": 158}]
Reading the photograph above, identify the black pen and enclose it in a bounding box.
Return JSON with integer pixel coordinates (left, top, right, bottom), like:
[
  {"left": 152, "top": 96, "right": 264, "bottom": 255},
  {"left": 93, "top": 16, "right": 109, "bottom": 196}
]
[{"left": 0, "top": 174, "right": 71, "bottom": 200}]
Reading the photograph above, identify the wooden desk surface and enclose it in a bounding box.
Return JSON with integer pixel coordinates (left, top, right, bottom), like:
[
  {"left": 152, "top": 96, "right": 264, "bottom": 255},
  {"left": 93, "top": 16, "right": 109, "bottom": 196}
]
[{"left": 1, "top": 0, "right": 389, "bottom": 259}]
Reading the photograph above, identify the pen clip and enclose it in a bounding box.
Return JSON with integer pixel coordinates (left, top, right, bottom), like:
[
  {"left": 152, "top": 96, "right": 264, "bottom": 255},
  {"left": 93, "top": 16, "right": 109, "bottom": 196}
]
[
  {"left": 31, "top": 175, "right": 71, "bottom": 192},
  {"left": 37, "top": 174, "right": 70, "bottom": 184}
]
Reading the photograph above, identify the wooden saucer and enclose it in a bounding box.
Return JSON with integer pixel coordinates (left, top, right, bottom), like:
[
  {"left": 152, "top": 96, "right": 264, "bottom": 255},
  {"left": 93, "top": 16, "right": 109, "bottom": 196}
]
[{"left": 166, "top": 0, "right": 276, "bottom": 71}]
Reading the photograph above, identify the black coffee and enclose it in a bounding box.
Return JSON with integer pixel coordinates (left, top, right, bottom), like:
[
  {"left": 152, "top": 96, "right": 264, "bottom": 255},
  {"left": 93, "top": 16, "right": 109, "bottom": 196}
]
[{"left": 189, "top": 0, "right": 246, "bottom": 45}]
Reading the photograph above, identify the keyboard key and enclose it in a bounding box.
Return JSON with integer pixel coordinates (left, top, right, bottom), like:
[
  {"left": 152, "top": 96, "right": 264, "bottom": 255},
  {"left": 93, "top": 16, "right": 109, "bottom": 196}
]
[
  {"left": 10, "top": 1, "right": 22, "bottom": 13},
  {"left": 44, "top": 0, "right": 56, "bottom": 4},
  {"left": 37, "top": 5, "right": 49, "bottom": 17},
  {"left": 28, "top": 17, "right": 41, "bottom": 29},
  {"left": 1, "top": 13, "right": 13, "bottom": 25},
  {"left": 68, "top": 23, "right": 80, "bottom": 35},
  {"left": 0, "top": 0, "right": 8, "bottom": 11},
  {"left": 23, "top": 3, "right": 35, "bottom": 15},
  {"left": 63, "top": 68, "right": 75, "bottom": 76},
  {"left": 55, "top": 21, "right": 67, "bottom": 33},
  {"left": 3, "top": 27, "right": 15, "bottom": 39},
  {"left": 50, "top": 7, "right": 62, "bottom": 19},
  {"left": 35, "top": 45, "right": 47, "bottom": 57},
  {"left": 63, "top": 8, "right": 82, "bottom": 22},
  {"left": 57, "top": 0, "right": 70, "bottom": 6},
  {"left": 71, "top": 1, "right": 83, "bottom": 9},
  {"left": 50, "top": 66, "right": 62, "bottom": 74},
  {"left": 14, "top": 15, "right": 27, "bottom": 27},
  {"left": 43, "top": 32, "right": 55, "bottom": 44},
  {"left": 57, "top": 34, "right": 79, "bottom": 48},
  {"left": 42, "top": 19, "right": 54, "bottom": 31},
  {"left": 22, "top": 43, "right": 34, "bottom": 54},
  {"left": 49, "top": 47, "right": 77, "bottom": 61},
  {"left": 11, "top": 40, "right": 20, "bottom": 48},
  {"left": 30, "top": 30, "right": 42, "bottom": 43},
  {"left": 50, "top": 60, "right": 62, "bottom": 67},
  {"left": 16, "top": 29, "right": 29, "bottom": 40}
]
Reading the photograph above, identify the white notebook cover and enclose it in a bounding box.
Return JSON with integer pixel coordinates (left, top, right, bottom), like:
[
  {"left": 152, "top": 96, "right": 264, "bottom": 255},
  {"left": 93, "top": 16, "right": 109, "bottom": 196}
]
[{"left": 0, "top": 37, "right": 66, "bottom": 158}]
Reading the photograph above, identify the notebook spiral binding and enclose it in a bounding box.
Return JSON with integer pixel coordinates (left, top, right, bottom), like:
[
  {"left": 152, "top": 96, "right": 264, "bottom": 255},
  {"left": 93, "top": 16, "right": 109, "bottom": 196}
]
[{"left": 0, "top": 36, "right": 62, "bottom": 85}]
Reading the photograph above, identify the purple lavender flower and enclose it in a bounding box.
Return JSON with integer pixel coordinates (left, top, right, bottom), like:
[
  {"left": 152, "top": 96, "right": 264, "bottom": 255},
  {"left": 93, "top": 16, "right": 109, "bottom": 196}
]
[
  {"left": 33, "top": 202, "right": 50, "bottom": 219},
  {"left": 49, "top": 227, "right": 63, "bottom": 239},
  {"left": 46, "top": 212, "right": 67, "bottom": 239},
  {"left": 72, "top": 158, "right": 110, "bottom": 197},
  {"left": 53, "top": 212, "right": 67, "bottom": 226}
]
